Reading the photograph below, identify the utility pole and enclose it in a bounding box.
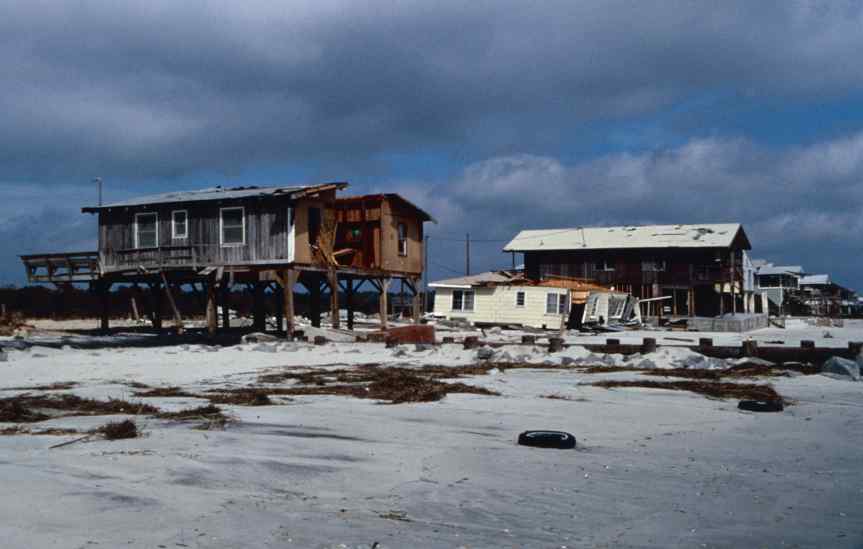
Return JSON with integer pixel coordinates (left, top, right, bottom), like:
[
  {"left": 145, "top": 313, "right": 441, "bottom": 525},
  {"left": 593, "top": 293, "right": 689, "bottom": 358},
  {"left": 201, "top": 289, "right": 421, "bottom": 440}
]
[
  {"left": 93, "top": 177, "right": 103, "bottom": 206},
  {"left": 465, "top": 233, "right": 470, "bottom": 276},
  {"left": 423, "top": 235, "right": 430, "bottom": 313}
]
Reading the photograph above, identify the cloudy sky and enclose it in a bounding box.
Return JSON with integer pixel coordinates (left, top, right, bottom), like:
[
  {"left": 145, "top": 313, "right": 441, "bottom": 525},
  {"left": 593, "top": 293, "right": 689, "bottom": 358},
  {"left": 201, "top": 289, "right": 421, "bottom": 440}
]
[{"left": 3, "top": 1, "right": 863, "bottom": 287}]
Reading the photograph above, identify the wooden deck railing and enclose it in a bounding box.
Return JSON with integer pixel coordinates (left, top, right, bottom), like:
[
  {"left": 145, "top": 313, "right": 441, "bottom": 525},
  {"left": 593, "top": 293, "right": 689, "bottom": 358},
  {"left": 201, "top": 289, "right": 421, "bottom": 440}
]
[
  {"left": 20, "top": 251, "right": 100, "bottom": 283},
  {"left": 109, "top": 245, "right": 198, "bottom": 272}
]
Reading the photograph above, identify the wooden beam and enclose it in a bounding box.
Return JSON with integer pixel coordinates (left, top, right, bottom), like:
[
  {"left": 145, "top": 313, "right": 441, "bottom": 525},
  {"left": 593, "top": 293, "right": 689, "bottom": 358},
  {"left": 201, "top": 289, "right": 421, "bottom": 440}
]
[
  {"left": 277, "top": 269, "right": 298, "bottom": 338},
  {"left": 160, "top": 272, "right": 185, "bottom": 334}
]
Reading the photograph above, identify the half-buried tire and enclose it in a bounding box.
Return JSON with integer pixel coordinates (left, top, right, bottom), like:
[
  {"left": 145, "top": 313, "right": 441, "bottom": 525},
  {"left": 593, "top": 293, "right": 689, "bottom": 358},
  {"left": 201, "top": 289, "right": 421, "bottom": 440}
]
[
  {"left": 738, "top": 399, "right": 784, "bottom": 413},
  {"left": 517, "top": 430, "right": 576, "bottom": 449}
]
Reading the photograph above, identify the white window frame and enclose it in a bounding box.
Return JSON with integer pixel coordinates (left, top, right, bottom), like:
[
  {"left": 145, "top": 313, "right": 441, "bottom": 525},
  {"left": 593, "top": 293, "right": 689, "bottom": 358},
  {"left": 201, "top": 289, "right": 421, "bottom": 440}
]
[
  {"left": 452, "top": 289, "right": 475, "bottom": 312},
  {"left": 171, "top": 209, "right": 188, "bottom": 240},
  {"left": 134, "top": 212, "right": 158, "bottom": 249},
  {"left": 286, "top": 206, "right": 295, "bottom": 262},
  {"left": 558, "top": 294, "right": 568, "bottom": 315},
  {"left": 220, "top": 206, "right": 246, "bottom": 247},
  {"left": 546, "top": 292, "right": 558, "bottom": 314},
  {"left": 515, "top": 291, "right": 525, "bottom": 307},
  {"left": 397, "top": 223, "right": 408, "bottom": 257},
  {"left": 596, "top": 259, "right": 615, "bottom": 272},
  {"left": 642, "top": 259, "right": 666, "bottom": 272}
]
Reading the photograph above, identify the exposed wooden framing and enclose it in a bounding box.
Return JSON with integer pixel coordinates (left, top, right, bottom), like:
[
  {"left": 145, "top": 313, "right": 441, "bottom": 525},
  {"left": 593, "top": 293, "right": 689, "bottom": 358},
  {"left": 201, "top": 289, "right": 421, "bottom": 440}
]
[
  {"left": 368, "top": 278, "right": 383, "bottom": 294},
  {"left": 354, "top": 278, "right": 367, "bottom": 292},
  {"left": 160, "top": 271, "right": 184, "bottom": 334}
]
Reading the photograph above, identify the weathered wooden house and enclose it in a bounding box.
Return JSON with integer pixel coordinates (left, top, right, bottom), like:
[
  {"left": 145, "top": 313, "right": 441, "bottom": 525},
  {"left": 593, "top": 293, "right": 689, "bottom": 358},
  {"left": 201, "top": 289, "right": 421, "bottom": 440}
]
[
  {"left": 503, "top": 223, "right": 756, "bottom": 318},
  {"left": 21, "top": 183, "right": 434, "bottom": 334}
]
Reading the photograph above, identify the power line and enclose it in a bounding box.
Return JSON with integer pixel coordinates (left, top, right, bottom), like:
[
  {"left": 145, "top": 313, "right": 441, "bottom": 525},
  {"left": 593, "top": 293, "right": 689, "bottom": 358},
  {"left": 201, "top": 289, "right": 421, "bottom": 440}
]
[
  {"left": 428, "top": 227, "right": 586, "bottom": 243},
  {"left": 429, "top": 259, "right": 464, "bottom": 276}
]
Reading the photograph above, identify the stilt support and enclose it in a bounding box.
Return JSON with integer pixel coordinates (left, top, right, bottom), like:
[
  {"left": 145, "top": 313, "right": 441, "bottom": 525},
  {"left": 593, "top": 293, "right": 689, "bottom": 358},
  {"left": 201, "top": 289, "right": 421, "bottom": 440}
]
[
  {"left": 379, "top": 278, "right": 391, "bottom": 330},
  {"left": 206, "top": 277, "right": 218, "bottom": 337},
  {"left": 328, "top": 270, "right": 340, "bottom": 329}
]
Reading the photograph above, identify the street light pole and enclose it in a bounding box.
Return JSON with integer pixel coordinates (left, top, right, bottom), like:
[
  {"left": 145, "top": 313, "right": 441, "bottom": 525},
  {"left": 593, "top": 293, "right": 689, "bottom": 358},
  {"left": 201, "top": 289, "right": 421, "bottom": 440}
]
[{"left": 93, "top": 177, "right": 103, "bottom": 206}]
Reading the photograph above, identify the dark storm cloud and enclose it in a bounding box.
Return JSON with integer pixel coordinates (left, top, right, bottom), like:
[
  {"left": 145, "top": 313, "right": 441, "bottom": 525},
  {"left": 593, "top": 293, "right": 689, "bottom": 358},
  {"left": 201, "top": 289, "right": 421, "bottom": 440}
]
[
  {"left": 397, "top": 133, "right": 863, "bottom": 288},
  {"left": 1, "top": 1, "right": 863, "bottom": 180},
  {"left": 2, "top": 1, "right": 863, "bottom": 287}
]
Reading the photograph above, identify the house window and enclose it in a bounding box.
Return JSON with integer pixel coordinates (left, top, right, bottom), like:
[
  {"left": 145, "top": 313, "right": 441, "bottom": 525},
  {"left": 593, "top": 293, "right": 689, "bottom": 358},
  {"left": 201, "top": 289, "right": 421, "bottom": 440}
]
[
  {"left": 452, "top": 290, "right": 475, "bottom": 311},
  {"left": 172, "top": 210, "right": 188, "bottom": 239},
  {"left": 220, "top": 207, "right": 245, "bottom": 246},
  {"left": 397, "top": 223, "right": 408, "bottom": 256},
  {"left": 515, "top": 291, "right": 525, "bottom": 307},
  {"left": 558, "top": 294, "right": 568, "bottom": 314},
  {"left": 642, "top": 260, "right": 666, "bottom": 272},
  {"left": 595, "top": 259, "right": 615, "bottom": 272},
  {"left": 546, "top": 293, "right": 558, "bottom": 314},
  {"left": 134, "top": 213, "right": 158, "bottom": 249}
]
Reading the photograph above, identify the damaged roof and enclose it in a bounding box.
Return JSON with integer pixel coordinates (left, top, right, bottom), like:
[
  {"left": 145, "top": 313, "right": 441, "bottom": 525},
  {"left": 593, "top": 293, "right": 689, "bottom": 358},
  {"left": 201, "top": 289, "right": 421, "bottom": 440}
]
[
  {"left": 800, "top": 274, "right": 831, "bottom": 285},
  {"left": 429, "top": 271, "right": 522, "bottom": 289},
  {"left": 756, "top": 265, "right": 805, "bottom": 276},
  {"left": 82, "top": 182, "right": 348, "bottom": 212},
  {"left": 503, "top": 223, "right": 750, "bottom": 252}
]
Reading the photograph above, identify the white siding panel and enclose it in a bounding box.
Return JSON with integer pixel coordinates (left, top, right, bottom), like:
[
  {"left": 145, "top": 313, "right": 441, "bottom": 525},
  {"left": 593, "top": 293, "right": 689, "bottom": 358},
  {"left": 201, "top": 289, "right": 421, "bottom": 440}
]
[{"left": 433, "top": 285, "right": 568, "bottom": 329}]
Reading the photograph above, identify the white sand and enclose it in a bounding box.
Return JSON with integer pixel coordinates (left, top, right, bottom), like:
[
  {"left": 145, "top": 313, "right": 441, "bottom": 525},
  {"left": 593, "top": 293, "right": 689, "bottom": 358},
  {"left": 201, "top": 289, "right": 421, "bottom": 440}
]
[{"left": 0, "top": 330, "right": 861, "bottom": 548}]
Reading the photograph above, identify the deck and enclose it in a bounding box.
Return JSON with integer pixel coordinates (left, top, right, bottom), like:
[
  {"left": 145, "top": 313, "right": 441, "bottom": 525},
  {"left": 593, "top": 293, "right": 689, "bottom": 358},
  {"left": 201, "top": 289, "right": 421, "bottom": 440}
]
[{"left": 20, "top": 251, "right": 101, "bottom": 283}]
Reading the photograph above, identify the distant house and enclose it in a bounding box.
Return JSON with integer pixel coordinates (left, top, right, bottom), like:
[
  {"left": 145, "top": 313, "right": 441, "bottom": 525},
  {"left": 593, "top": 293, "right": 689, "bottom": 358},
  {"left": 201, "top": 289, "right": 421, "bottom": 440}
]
[
  {"left": 429, "top": 270, "right": 605, "bottom": 329},
  {"left": 753, "top": 263, "right": 805, "bottom": 313},
  {"left": 799, "top": 274, "right": 858, "bottom": 317},
  {"left": 503, "top": 223, "right": 757, "bottom": 317}
]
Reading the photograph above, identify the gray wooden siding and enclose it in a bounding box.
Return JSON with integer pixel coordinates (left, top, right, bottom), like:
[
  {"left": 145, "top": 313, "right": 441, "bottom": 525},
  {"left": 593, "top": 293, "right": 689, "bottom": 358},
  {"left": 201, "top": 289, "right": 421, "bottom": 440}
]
[{"left": 99, "top": 197, "right": 295, "bottom": 271}]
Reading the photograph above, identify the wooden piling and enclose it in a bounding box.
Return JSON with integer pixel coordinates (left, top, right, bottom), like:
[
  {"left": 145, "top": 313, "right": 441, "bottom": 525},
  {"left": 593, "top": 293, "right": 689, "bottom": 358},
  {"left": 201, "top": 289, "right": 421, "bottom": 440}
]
[
  {"left": 309, "top": 274, "right": 321, "bottom": 328},
  {"left": 641, "top": 337, "right": 656, "bottom": 354},
  {"left": 252, "top": 282, "right": 266, "bottom": 332},
  {"left": 328, "top": 270, "right": 340, "bottom": 329},
  {"left": 279, "top": 269, "right": 297, "bottom": 338},
  {"left": 346, "top": 278, "right": 355, "bottom": 331},
  {"left": 742, "top": 339, "right": 758, "bottom": 357},
  {"left": 98, "top": 279, "right": 110, "bottom": 333},
  {"left": 549, "top": 337, "right": 565, "bottom": 352},
  {"left": 206, "top": 279, "right": 218, "bottom": 337},
  {"left": 379, "top": 278, "right": 390, "bottom": 330},
  {"left": 161, "top": 273, "right": 184, "bottom": 334}
]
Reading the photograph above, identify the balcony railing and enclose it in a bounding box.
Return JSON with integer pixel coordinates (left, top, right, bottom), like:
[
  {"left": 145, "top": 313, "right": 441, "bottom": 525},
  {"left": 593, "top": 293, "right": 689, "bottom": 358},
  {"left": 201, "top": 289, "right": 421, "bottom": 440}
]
[{"left": 108, "top": 245, "right": 198, "bottom": 272}]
